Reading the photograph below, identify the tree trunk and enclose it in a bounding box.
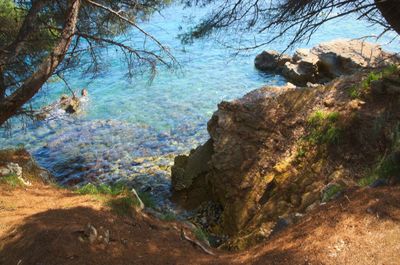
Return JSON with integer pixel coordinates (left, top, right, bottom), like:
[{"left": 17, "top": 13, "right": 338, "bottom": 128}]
[
  {"left": 375, "top": 0, "right": 400, "bottom": 36},
  {"left": 0, "top": 0, "right": 81, "bottom": 126}
]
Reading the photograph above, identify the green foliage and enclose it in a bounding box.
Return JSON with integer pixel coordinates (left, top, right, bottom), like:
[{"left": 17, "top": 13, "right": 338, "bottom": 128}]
[
  {"left": 358, "top": 155, "right": 400, "bottom": 186},
  {"left": 308, "top": 110, "right": 339, "bottom": 125},
  {"left": 75, "top": 182, "right": 128, "bottom": 196},
  {"left": 348, "top": 65, "right": 399, "bottom": 98},
  {"left": 106, "top": 196, "right": 140, "bottom": 216},
  {"left": 321, "top": 184, "right": 343, "bottom": 202},
  {"left": 1, "top": 0, "right": 175, "bottom": 127},
  {"left": 0, "top": 174, "right": 24, "bottom": 187},
  {"left": 306, "top": 110, "right": 342, "bottom": 145},
  {"left": 160, "top": 212, "right": 177, "bottom": 221},
  {"left": 361, "top": 71, "right": 381, "bottom": 88},
  {"left": 381, "top": 64, "right": 398, "bottom": 77},
  {"left": 296, "top": 147, "right": 306, "bottom": 159},
  {"left": 0, "top": 0, "right": 23, "bottom": 43},
  {"left": 348, "top": 85, "right": 361, "bottom": 99},
  {"left": 358, "top": 174, "right": 378, "bottom": 187},
  {"left": 194, "top": 227, "right": 209, "bottom": 243},
  {"left": 138, "top": 191, "right": 156, "bottom": 209}
]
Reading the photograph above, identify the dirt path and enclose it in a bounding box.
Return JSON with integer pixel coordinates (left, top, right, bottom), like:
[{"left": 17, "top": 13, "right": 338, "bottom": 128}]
[{"left": 1, "top": 184, "right": 400, "bottom": 265}]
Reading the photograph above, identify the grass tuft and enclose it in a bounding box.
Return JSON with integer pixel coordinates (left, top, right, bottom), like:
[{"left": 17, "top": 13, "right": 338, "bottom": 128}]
[
  {"left": 75, "top": 182, "right": 129, "bottom": 196},
  {"left": 138, "top": 191, "right": 156, "bottom": 209},
  {"left": 0, "top": 174, "right": 24, "bottom": 187},
  {"left": 349, "top": 65, "right": 399, "bottom": 98},
  {"left": 306, "top": 110, "right": 342, "bottom": 145},
  {"left": 321, "top": 184, "right": 343, "bottom": 202},
  {"left": 194, "top": 227, "right": 209, "bottom": 243},
  {"left": 106, "top": 196, "right": 140, "bottom": 216},
  {"left": 160, "top": 212, "right": 177, "bottom": 221}
]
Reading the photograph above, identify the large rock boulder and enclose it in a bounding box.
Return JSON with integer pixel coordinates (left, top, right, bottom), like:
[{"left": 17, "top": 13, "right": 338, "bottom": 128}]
[
  {"left": 171, "top": 68, "right": 400, "bottom": 249},
  {"left": 254, "top": 50, "right": 291, "bottom": 72},
  {"left": 255, "top": 39, "right": 400, "bottom": 85},
  {"left": 312, "top": 39, "right": 395, "bottom": 77}
]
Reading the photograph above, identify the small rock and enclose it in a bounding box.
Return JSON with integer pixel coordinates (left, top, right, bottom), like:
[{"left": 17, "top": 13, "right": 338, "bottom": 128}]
[
  {"left": 323, "top": 98, "right": 335, "bottom": 107},
  {"left": 84, "top": 224, "right": 98, "bottom": 243},
  {"left": 348, "top": 99, "right": 365, "bottom": 111},
  {"left": 301, "top": 191, "right": 320, "bottom": 210},
  {"left": 104, "top": 230, "right": 110, "bottom": 244}
]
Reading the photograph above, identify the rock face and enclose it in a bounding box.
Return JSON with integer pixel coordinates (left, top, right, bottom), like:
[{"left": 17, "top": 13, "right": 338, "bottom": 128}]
[
  {"left": 255, "top": 39, "right": 400, "bottom": 85},
  {"left": 172, "top": 69, "right": 400, "bottom": 249},
  {"left": 171, "top": 139, "right": 214, "bottom": 209},
  {"left": 0, "top": 149, "right": 54, "bottom": 184},
  {"left": 254, "top": 50, "right": 291, "bottom": 71},
  {"left": 35, "top": 93, "right": 85, "bottom": 120}
]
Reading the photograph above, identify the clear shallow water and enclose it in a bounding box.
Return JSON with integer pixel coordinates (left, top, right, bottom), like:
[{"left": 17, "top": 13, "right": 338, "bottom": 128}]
[{"left": 1, "top": 4, "right": 399, "bottom": 209}]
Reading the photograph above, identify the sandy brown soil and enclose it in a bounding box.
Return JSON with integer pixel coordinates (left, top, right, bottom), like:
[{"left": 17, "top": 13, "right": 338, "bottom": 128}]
[{"left": 1, "top": 183, "right": 400, "bottom": 265}]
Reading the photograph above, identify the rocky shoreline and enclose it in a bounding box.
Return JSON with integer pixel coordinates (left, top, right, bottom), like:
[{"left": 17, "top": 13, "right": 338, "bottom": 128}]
[
  {"left": 171, "top": 40, "right": 400, "bottom": 250},
  {"left": 254, "top": 39, "right": 400, "bottom": 86},
  {"left": 2, "top": 39, "right": 400, "bottom": 252}
]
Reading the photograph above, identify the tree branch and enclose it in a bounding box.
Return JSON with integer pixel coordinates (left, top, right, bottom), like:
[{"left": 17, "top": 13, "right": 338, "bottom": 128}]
[{"left": 0, "top": 0, "right": 81, "bottom": 126}]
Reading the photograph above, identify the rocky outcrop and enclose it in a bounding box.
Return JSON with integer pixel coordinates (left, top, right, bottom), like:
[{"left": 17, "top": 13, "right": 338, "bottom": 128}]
[
  {"left": 35, "top": 91, "right": 87, "bottom": 120},
  {"left": 255, "top": 39, "right": 400, "bottom": 85},
  {"left": 172, "top": 68, "right": 400, "bottom": 249},
  {"left": 0, "top": 149, "right": 53, "bottom": 184},
  {"left": 254, "top": 50, "right": 291, "bottom": 72}
]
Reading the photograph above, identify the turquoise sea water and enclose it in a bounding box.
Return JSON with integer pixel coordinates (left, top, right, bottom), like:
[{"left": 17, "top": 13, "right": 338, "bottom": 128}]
[{"left": 1, "top": 4, "right": 399, "bottom": 209}]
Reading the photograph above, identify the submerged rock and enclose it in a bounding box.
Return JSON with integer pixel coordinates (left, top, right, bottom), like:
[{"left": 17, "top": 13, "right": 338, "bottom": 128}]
[
  {"left": 35, "top": 90, "right": 87, "bottom": 120},
  {"left": 255, "top": 39, "right": 400, "bottom": 85}
]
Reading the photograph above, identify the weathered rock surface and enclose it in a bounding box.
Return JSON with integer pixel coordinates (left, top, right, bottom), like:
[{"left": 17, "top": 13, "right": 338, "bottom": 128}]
[
  {"left": 35, "top": 92, "right": 86, "bottom": 120},
  {"left": 254, "top": 50, "right": 291, "bottom": 71},
  {"left": 172, "top": 69, "right": 400, "bottom": 250},
  {"left": 0, "top": 149, "right": 54, "bottom": 184},
  {"left": 255, "top": 39, "right": 400, "bottom": 85}
]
